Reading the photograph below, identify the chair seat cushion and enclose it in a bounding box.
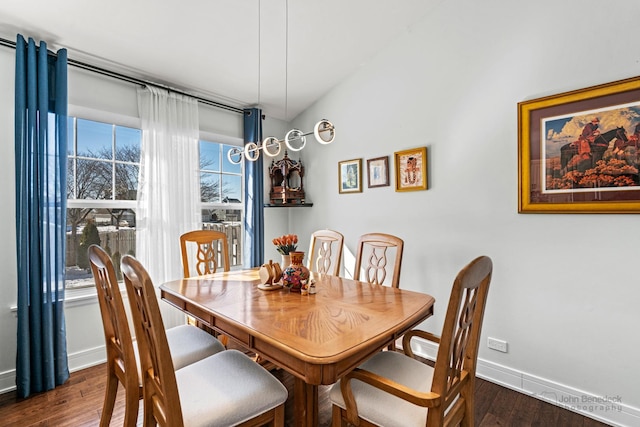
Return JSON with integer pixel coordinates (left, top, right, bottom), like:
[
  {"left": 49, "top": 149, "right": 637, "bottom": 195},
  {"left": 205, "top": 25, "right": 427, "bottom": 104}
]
[
  {"left": 176, "top": 349, "right": 288, "bottom": 426},
  {"left": 329, "top": 351, "right": 434, "bottom": 427},
  {"left": 166, "top": 324, "right": 226, "bottom": 370},
  {"left": 133, "top": 324, "right": 225, "bottom": 383}
]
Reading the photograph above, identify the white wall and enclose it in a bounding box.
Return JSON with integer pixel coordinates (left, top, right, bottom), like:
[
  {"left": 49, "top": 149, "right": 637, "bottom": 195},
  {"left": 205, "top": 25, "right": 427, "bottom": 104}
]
[
  {"left": 285, "top": 0, "right": 640, "bottom": 425},
  {"left": 0, "top": 46, "right": 18, "bottom": 394}
]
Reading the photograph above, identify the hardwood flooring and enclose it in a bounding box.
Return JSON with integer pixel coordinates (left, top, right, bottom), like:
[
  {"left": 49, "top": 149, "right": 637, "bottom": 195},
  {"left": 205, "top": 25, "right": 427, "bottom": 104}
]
[{"left": 0, "top": 361, "right": 612, "bottom": 427}]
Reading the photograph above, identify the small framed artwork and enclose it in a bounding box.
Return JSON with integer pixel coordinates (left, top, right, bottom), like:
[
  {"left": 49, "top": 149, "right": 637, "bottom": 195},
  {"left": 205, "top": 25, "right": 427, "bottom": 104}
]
[
  {"left": 338, "top": 158, "right": 362, "bottom": 194},
  {"left": 519, "top": 75, "right": 640, "bottom": 213},
  {"left": 394, "top": 147, "right": 427, "bottom": 192},
  {"left": 367, "top": 156, "right": 390, "bottom": 188}
]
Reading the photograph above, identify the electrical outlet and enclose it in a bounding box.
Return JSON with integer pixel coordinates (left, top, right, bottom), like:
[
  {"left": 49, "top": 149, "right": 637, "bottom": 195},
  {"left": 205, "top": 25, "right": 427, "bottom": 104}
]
[{"left": 487, "top": 337, "right": 508, "bottom": 353}]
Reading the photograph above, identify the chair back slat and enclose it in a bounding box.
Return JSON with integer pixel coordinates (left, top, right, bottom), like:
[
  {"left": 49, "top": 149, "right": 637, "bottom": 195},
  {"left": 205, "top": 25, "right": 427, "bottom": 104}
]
[
  {"left": 353, "top": 232, "right": 404, "bottom": 288},
  {"left": 180, "top": 230, "right": 230, "bottom": 277},
  {"left": 307, "top": 229, "right": 344, "bottom": 275}
]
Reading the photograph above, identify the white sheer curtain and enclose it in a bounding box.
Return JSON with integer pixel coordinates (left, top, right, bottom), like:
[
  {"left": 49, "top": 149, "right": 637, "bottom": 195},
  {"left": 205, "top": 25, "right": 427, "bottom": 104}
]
[{"left": 136, "top": 87, "right": 201, "bottom": 327}]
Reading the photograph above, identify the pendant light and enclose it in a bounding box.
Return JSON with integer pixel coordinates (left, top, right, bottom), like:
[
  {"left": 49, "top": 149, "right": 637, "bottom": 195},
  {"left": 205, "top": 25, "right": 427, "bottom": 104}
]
[{"left": 227, "top": 0, "right": 335, "bottom": 165}]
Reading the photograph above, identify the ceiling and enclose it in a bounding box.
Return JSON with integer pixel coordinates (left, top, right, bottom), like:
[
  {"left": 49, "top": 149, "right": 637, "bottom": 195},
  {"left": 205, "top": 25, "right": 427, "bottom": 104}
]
[{"left": 0, "top": 0, "right": 440, "bottom": 121}]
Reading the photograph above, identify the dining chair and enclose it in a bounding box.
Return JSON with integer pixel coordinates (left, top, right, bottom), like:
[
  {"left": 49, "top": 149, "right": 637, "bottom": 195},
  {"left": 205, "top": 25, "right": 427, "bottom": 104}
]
[
  {"left": 330, "top": 255, "right": 493, "bottom": 427},
  {"left": 353, "top": 232, "right": 404, "bottom": 288},
  {"left": 88, "top": 245, "right": 226, "bottom": 427},
  {"left": 179, "top": 229, "right": 230, "bottom": 277},
  {"left": 121, "top": 254, "right": 288, "bottom": 427},
  {"left": 180, "top": 229, "right": 232, "bottom": 347},
  {"left": 307, "top": 229, "right": 344, "bottom": 276}
]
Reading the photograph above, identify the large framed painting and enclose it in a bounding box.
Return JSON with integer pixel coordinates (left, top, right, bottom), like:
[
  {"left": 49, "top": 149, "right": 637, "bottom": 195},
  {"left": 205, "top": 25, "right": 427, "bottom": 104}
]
[
  {"left": 395, "top": 147, "right": 427, "bottom": 192},
  {"left": 518, "top": 76, "right": 640, "bottom": 213},
  {"left": 338, "top": 158, "right": 362, "bottom": 193}
]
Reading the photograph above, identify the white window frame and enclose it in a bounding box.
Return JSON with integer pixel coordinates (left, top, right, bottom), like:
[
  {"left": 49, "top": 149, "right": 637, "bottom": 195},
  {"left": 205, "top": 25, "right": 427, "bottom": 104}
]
[
  {"left": 199, "top": 131, "right": 245, "bottom": 269},
  {"left": 65, "top": 106, "right": 142, "bottom": 301}
]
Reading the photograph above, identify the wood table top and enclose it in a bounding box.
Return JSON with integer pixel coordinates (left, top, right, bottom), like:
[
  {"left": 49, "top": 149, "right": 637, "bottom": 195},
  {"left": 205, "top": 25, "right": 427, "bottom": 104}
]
[{"left": 160, "top": 269, "right": 435, "bottom": 366}]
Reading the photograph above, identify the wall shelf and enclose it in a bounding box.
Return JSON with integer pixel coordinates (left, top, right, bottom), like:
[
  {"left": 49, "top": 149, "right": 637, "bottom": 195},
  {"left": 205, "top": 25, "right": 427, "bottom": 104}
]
[{"left": 264, "top": 203, "right": 313, "bottom": 208}]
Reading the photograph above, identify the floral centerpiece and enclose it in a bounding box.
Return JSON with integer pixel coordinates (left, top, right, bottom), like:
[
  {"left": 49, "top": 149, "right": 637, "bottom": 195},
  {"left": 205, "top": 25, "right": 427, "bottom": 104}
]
[{"left": 272, "top": 234, "right": 298, "bottom": 255}]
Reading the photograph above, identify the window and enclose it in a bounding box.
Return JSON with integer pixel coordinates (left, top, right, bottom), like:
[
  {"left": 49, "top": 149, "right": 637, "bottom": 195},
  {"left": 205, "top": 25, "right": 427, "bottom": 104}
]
[
  {"left": 199, "top": 140, "right": 244, "bottom": 268},
  {"left": 66, "top": 117, "right": 140, "bottom": 289},
  {"left": 65, "top": 122, "right": 245, "bottom": 289}
]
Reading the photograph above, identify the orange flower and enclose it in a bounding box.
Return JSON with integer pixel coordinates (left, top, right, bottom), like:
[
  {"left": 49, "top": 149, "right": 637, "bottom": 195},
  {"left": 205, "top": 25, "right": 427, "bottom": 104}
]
[{"left": 273, "top": 234, "right": 298, "bottom": 255}]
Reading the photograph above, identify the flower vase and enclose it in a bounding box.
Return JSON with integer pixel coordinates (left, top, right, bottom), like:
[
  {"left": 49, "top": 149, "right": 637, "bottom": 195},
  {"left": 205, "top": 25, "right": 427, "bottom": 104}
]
[
  {"left": 282, "top": 251, "right": 310, "bottom": 293},
  {"left": 281, "top": 254, "right": 291, "bottom": 270}
]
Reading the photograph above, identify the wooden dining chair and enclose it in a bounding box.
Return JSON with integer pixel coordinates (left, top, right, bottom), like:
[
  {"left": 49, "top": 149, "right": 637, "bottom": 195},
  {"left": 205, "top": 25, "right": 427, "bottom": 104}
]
[
  {"left": 88, "top": 245, "right": 226, "bottom": 427},
  {"left": 180, "top": 229, "right": 232, "bottom": 347},
  {"left": 307, "top": 229, "right": 344, "bottom": 275},
  {"left": 353, "top": 232, "right": 404, "bottom": 288},
  {"left": 121, "top": 254, "right": 288, "bottom": 427},
  {"left": 179, "top": 229, "right": 230, "bottom": 278},
  {"left": 330, "top": 255, "right": 493, "bottom": 427}
]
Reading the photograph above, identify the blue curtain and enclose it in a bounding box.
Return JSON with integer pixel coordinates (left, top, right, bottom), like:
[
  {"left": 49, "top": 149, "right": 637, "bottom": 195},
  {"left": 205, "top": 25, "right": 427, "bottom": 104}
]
[
  {"left": 14, "top": 34, "right": 69, "bottom": 398},
  {"left": 243, "top": 108, "right": 264, "bottom": 267}
]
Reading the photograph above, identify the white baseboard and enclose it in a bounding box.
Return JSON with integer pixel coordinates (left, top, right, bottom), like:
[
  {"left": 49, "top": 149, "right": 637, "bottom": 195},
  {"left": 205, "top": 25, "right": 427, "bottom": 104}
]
[
  {"left": 410, "top": 338, "right": 640, "bottom": 427},
  {"left": 0, "top": 368, "right": 15, "bottom": 394},
  {"left": 0, "top": 344, "right": 106, "bottom": 395}
]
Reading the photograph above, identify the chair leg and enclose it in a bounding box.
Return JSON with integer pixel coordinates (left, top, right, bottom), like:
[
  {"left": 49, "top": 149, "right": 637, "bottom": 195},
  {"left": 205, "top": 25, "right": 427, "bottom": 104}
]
[
  {"left": 99, "top": 369, "right": 119, "bottom": 427},
  {"left": 332, "top": 405, "right": 345, "bottom": 426},
  {"left": 461, "top": 383, "right": 474, "bottom": 427},
  {"left": 122, "top": 384, "right": 140, "bottom": 427},
  {"left": 273, "top": 404, "right": 285, "bottom": 426},
  {"left": 143, "top": 395, "right": 156, "bottom": 427}
]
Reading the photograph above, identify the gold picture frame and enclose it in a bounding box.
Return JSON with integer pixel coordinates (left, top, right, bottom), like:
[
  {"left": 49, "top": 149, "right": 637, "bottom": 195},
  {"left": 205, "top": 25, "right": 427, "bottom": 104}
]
[
  {"left": 519, "top": 76, "right": 640, "bottom": 213},
  {"left": 338, "top": 158, "right": 362, "bottom": 193},
  {"left": 367, "top": 156, "right": 390, "bottom": 188},
  {"left": 395, "top": 147, "right": 427, "bottom": 192}
]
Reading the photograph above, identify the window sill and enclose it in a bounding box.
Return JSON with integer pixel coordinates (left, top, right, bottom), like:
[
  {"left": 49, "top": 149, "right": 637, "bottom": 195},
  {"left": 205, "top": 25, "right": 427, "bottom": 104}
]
[{"left": 10, "top": 286, "right": 103, "bottom": 315}]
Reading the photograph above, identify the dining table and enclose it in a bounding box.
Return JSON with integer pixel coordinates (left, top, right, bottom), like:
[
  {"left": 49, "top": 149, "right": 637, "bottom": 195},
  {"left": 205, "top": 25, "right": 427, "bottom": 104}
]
[{"left": 159, "top": 269, "right": 435, "bottom": 427}]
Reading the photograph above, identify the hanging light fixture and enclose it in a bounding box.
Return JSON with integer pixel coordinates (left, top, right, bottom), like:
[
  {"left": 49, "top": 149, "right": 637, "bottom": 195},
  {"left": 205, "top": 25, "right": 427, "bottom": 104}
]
[{"left": 228, "top": 0, "right": 335, "bottom": 165}]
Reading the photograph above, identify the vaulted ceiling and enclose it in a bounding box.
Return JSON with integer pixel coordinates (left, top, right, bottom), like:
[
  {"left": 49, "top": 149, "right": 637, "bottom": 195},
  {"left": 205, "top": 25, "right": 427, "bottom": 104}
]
[{"left": 0, "top": 0, "right": 440, "bottom": 120}]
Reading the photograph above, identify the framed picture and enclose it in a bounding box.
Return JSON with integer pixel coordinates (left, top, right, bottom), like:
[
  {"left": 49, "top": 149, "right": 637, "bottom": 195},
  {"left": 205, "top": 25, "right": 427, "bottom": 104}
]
[
  {"left": 518, "top": 76, "right": 640, "bottom": 213},
  {"left": 338, "top": 158, "right": 362, "bottom": 193},
  {"left": 394, "top": 147, "right": 427, "bottom": 192},
  {"left": 366, "top": 156, "right": 390, "bottom": 188}
]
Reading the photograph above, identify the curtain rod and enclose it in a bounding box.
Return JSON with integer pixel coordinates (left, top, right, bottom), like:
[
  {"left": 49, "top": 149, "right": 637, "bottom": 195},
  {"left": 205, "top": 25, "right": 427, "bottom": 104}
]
[{"left": 0, "top": 36, "right": 245, "bottom": 115}]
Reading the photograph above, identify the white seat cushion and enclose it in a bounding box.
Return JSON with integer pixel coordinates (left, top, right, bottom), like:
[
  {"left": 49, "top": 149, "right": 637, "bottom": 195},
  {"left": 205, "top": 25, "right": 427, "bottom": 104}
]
[
  {"left": 176, "top": 349, "right": 288, "bottom": 426},
  {"left": 133, "top": 324, "right": 225, "bottom": 383},
  {"left": 166, "top": 324, "right": 226, "bottom": 370},
  {"left": 329, "top": 351, "right": 434, "bottom": 427}
]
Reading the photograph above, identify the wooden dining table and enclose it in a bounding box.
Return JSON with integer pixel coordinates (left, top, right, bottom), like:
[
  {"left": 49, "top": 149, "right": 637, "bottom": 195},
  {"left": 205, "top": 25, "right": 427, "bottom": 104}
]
[{"left": 159, "top": 269, "right": 435, "bottom": 427}]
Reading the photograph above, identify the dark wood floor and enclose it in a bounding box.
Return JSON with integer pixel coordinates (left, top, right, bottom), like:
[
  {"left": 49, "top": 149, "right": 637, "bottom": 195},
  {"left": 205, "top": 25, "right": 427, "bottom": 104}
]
[{"left": 0, "top": 361, "right": 612, "bottom": 427}]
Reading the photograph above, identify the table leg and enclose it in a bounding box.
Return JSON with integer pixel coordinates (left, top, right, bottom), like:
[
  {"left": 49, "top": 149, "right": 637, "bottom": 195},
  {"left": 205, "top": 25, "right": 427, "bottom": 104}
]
[{"left": 293, "top": 377, "right": 318, "bottom": 427}]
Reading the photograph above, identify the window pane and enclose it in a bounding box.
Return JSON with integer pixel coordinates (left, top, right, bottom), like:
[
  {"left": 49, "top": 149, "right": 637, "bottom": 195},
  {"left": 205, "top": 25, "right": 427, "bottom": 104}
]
[
  {"left": 77, "top": 119, "right": 112, "bottom": 159},
  {"left": 200, "top": 172, "right": 221, "bottom": 202},
  {"left": 201, "top": 209, "right": 243, "bottom": 267},
  {"left": 200, "top": 141, "right": 220, "bottom": 171},
  {"left": 67, "top": 116, "right": 75, "bottom": 156},
  {"left": 222, "top": 174, "right": 242, "bottom": 202},
  {"left": 65, "top": 208, "right": 137, "bottom": 289},
  {"left": 222, "top": 145, "right": 241, "bottom": 173},
  {"left": 76, "top": 159, "right": 112, "bottom": 199},
  {"left": 115, "top": 163, "right": 139, "bottom": 200},
  {"left": 67, "top": 158, "right": 75, "bottom": 199},
  {"left": 115, "top": 126, "right": 141, "bottom": 161}
]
